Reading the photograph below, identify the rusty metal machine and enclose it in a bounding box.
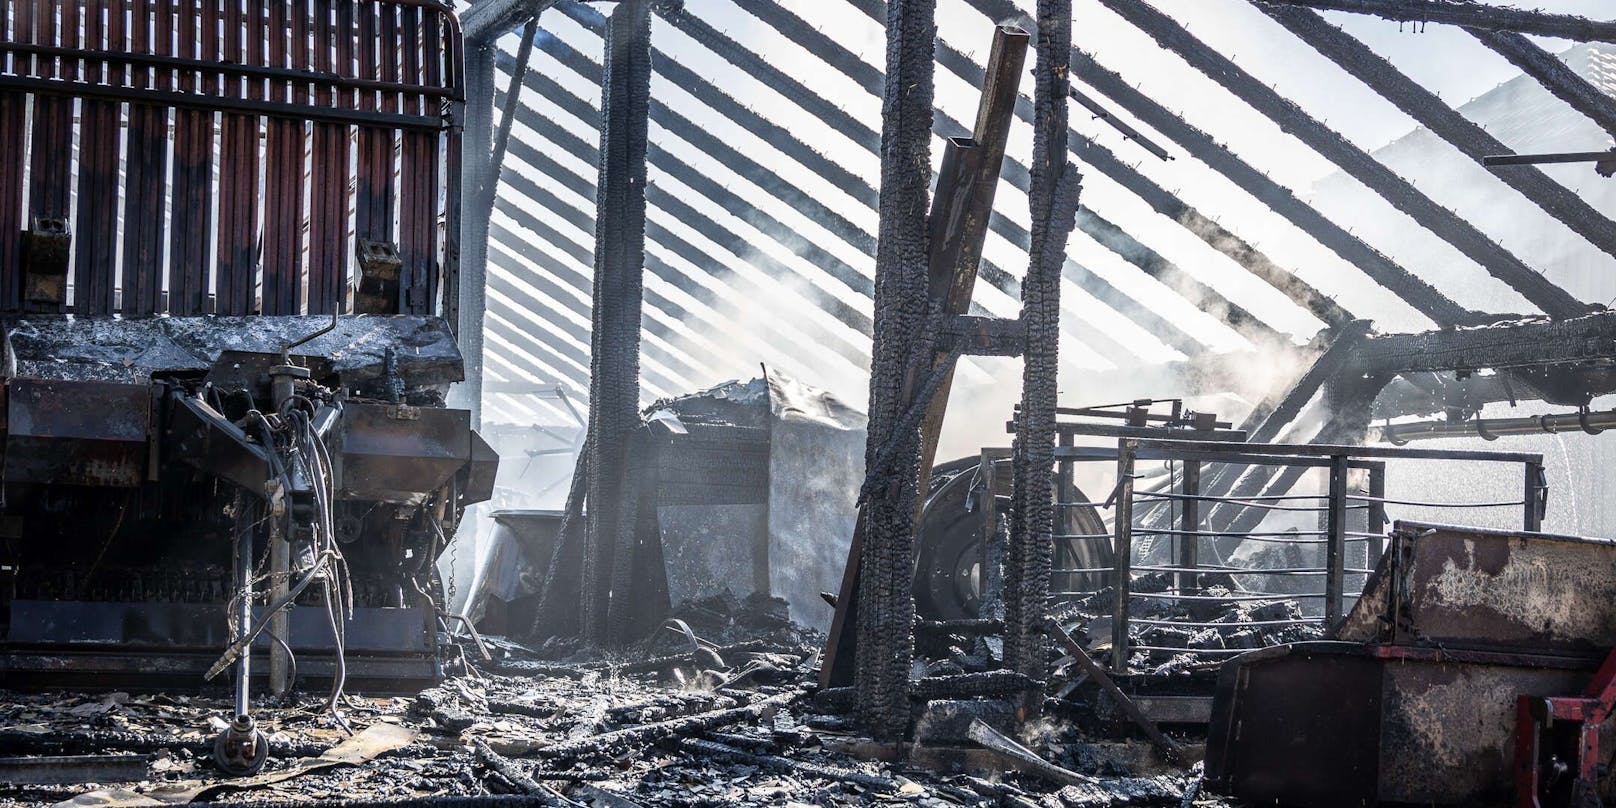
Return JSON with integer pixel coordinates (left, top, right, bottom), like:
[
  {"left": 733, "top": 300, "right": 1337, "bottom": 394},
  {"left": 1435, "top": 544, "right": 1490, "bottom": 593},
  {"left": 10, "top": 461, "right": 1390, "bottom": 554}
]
[
  {"left": 1206, "top": 521, "right": 1616, "bottom": 807},
  {"left": 0, "top": 0, "right": 492, "bottom": 774}
]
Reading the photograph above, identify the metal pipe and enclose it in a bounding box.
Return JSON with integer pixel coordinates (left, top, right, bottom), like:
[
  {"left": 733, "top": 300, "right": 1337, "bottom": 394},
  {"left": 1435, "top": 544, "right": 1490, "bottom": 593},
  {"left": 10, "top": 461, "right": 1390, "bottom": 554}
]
[{"left": 1375, "top": 408, "right": 1616, "bottom": 444}]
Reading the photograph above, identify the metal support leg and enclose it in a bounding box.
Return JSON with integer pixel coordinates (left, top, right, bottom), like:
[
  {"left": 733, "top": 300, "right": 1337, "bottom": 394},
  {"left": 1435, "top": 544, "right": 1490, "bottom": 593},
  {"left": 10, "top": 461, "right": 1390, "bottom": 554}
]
[
  {"left": 268, "top": 521, "right": 291, "bottom": 697},
  {"left": 1524, "top": 460, "right": 1545, "bottom": 532},
  {"left": 1111, "top": 439, "right": 1136, "bottom": 675},
  {"left": 1177, "top": 459, "right": 1199, "bottom": 594},
  {"left": 1366, "top": 462, "right": 1386, "bottom": 569},
  {"left": 214, "top": 524, "right": 268, "bottom": 776},
  {"left": 1325, "top": 455, "right": 1348, "bottom": 627}
]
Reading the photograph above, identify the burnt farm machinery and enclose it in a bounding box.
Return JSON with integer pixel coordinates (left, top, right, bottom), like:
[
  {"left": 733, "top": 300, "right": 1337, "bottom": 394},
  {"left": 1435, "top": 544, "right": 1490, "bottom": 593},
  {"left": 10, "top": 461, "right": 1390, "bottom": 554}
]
[{"left": 0, "top": 0, "right": 492, "bottom": 774}]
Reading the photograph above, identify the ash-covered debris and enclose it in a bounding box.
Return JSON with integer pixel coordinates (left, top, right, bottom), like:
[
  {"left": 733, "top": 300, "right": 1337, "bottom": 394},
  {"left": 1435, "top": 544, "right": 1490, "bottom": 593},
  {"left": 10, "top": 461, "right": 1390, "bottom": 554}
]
[
  {"left": 1, "top": 621, "right": 1232, "bottom": 807},
  {"left": 1058, "top": 573, "right": 1322, "bottom": 674}
]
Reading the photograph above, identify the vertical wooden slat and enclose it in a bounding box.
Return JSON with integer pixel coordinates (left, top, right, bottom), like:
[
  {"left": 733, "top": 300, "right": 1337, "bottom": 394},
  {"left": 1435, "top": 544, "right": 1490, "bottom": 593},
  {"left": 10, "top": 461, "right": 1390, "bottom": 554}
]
[
  {"left": 397, "top": 2, "right": 429, "bottom": 314},
  {"left": 123, "top": 0, "right": 170, "bottom": 315},
  {"left": 215, "top": 0, "right": 259, "bottom": 315},
  {"left": 74, "top": 0, "right": 120, "bottom": 316},
  {"left": 169, "top": 0, "right": 215, "bottom": 314},
  {"left": 354, "top": 0, "right": 395, "bottom": 312},
  {"left": 27, "top": 0, "right": 75, "bottom": 311},
  {"left": 0, "top": 0, "right": 29, "bottom": 311},
  {"left": 260, "top": 0, "right": 302, "bottom": 314},
  {"left": 307, "top": 0, "right": 350, "bottom": 314}
]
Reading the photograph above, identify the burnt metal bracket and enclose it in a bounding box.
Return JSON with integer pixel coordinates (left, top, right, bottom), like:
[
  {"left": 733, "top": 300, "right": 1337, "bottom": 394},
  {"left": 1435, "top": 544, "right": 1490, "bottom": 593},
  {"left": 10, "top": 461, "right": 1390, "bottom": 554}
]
[{"left": 20, "top": 217, "right": 70, "bottom": 309}]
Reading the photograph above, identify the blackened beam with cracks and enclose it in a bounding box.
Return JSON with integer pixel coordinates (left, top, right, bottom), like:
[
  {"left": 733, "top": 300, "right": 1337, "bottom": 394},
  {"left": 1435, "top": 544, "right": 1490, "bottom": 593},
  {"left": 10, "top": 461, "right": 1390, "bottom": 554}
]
[
  {"left": 1252, "top": 0, "right": 1616, "bottom": 44},
  {"left": 1259, "top": 5, "right": 1616, "bottom": 263},
  {"left": 579, "top": 0, "right": 652, "bottom": 647},
  {"left": 1007, "top": 0, "right": 1078, "bottom": 713},
  {"left": 1471, "top": 30, "right": 1616, "bottom": 143},
  {"left": 881, "top": 0, "right": 1349, "bottom": 335},
  {"left": 635, "top": 0, "right": 1204, "bottom": 356},
  {"left": 460, "top": 42, "right": 496, "bottom": 427},
  {"left": 547, "top": 1, "right": 1161, "bottom": 363},
  {"left": 854, "top": 0, "right": 936, "bottom": 740},
  {"left": 1099, "top": 0, "right": 1587, "bottom": 319},
  {"left": 1065, "top": 47, "right": 1471, "bottom": 326},
  {"left": 483, "top": 16, "right": 538, "bottom": 214}
]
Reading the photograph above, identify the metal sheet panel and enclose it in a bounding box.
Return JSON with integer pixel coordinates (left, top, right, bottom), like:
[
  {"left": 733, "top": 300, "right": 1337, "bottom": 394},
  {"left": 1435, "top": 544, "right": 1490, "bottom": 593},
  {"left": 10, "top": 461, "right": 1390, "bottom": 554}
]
[
  {"left": 338, "top": 402, "right": 470, "bottom": 502},
  {"left": 5, "top": 379, "right": 149, "bottom": 486}
]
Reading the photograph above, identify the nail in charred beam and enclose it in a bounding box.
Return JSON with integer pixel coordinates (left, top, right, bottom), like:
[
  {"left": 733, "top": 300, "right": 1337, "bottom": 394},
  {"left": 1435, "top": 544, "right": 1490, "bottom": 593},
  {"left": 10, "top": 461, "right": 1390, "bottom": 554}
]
[
  {"left": 1470, "top": 29, "right": 1616, "bottom": 142},
  {"left": 1254, "top": 0, "right": 1616, "bottom": 44},
  {"left": 1098, "top": 0, "right": 1585, "bottom": 319},
  {"left": 1258, "top": 4, "right": 1616, "bottom": 264}
]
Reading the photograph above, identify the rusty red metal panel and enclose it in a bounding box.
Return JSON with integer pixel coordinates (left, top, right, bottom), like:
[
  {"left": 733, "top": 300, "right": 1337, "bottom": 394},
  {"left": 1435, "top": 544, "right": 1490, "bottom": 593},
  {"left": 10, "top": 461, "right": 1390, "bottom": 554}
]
[
  {"left": 168, "top": 0, "right": 214, "bottom": 315},
  {"left": 122, "top": 0, "right": 170, "bottom": 316},
  {"left": 260, "top": 0, "right": 304, "bottom": 315}
]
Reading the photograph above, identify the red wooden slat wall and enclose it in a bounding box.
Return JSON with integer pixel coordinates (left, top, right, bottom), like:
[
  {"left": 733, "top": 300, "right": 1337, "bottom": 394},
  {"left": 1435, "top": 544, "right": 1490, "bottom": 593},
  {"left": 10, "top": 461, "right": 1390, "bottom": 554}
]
[{"left": 0, "top": 0, "right": 459, "bottom": 319}]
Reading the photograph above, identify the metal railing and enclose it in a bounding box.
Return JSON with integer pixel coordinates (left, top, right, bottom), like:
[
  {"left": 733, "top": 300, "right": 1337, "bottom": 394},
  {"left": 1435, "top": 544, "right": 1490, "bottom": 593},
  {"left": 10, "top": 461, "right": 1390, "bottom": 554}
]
[{"left": 980, "top": 434, "right": 1547, "bottom": 674}]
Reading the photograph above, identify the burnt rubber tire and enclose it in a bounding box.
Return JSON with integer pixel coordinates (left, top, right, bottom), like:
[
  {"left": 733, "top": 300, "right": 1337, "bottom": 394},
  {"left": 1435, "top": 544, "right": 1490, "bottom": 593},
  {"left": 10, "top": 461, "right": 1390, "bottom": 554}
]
[{"left": 913, "top": 458, "right": 1110, "bottom": 621}]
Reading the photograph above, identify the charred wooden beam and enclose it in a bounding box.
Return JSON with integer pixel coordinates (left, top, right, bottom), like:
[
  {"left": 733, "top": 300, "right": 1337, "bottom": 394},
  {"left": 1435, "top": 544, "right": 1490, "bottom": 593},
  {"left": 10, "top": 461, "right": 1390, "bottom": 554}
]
[
  {"left": 1352, "top": 310, "right": 1616, "bottom": 376},
  {"left": 1470, "top": 30, "right": 1616, "bottom": 142},
  {"left": 1253, "top": 0, "right": 1616, "bottom": 44},
  {"left": 1005, "top": 0, "right": 1079, "bottom": 712},
  {"left": 579, "top": 0, "right": 652, "bottom": 646},
  {"left": 1099, "top": 0, "right": 1586, "bottom": 319},
  {"left": 463, "top": 0, "right": 557, "bottom": 44},
  {"left": 1258, "top": 5, "right": 1616, "bottom": 263},
  {"left": 854, "top": 0, "right": 937, "bottom": 741},
  {"left": 1065, "top": 48, "right": 1470, "bottom": 326}
]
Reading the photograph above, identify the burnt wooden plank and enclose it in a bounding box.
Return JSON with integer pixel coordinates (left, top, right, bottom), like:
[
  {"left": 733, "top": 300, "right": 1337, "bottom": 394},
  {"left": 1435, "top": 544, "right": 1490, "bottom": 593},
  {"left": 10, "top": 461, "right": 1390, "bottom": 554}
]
[
  {"left": 74, "top": 0, "right": 120, "bottom": 316},
  {"left": 215, "top": 0, "right": 261, "bottom": 315},
  {"left": 169, "top": 0, "right": 215, "bottom": 314}
]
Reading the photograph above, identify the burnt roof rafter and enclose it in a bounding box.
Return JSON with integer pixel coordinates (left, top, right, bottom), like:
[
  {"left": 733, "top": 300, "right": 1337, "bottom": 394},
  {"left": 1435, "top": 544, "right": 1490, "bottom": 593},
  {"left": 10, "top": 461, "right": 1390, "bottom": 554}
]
[
  {"left": 1470, "top": 29, "right": 1616, "bottom": 142},
  {"left": 1256, "top": 3, "right": 1616, "bottom": 265},
  {"left": 1251, "top": 0, "right": 1616, "bottom": 44},
  {"left": 1098, "top": 0, "right": 1588, "bottom": 319}
]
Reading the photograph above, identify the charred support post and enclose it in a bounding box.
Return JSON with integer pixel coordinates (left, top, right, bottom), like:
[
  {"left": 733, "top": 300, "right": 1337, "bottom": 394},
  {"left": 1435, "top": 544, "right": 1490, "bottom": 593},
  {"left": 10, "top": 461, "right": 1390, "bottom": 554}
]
[
  {"left": 579, "top": 0, "right": 651, "bottom": 646},
  {"left": 1257, "top": 5, "right": 1616, "bottom": 263},
  {"left": 458, "top": 42, "right": 495, "bottom": 426},
  {"left": 1367, "top": 464, "right": 1386, "bottom": 565},
  {"left": 1524, "top": 460, "right": 1545, "bottom": 532},
  {"left": 822, "top": 24, "right": 1025, "bottom": 694},
  {"left": 1100, "top": 0, "right": 1585, "bottom": 319},
  {"left": 1253, "top": 0, "right": 1616, "bottom": 43},
  {"left": 1005, "top": 0, "right": 1079, "bottom": 716},
  {"left": 852, "top": 0, "right": 937, "bottom": 739}
]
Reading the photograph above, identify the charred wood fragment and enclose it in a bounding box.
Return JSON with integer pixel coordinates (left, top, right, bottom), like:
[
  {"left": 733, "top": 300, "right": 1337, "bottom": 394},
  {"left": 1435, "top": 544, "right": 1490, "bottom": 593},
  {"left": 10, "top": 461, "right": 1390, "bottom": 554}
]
[
  {"left": 674, "top": 738, "right": 899, "bottom": 791},
  {"left": 533, "top": 692, "right": 797, "bottom": 760},
  {"left": 911, "top": 670, "right": 1044, "bottom": 699}
]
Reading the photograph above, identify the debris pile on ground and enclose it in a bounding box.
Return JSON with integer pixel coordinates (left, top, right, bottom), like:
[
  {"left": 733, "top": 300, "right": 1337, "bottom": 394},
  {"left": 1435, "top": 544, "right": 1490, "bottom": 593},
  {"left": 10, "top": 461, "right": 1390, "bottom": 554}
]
[{"left": 0, "top": 616, "right": 1231, "bottom": 807}]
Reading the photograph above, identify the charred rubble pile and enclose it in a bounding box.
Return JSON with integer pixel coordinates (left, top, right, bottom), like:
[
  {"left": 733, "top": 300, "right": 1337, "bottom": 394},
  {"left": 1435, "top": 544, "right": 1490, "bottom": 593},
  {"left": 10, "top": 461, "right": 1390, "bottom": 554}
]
[{"left": 1, "top": 646, "right": 1217, "bottom": 808}]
